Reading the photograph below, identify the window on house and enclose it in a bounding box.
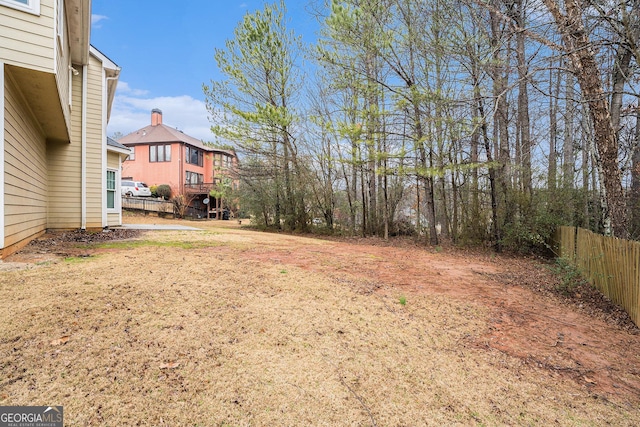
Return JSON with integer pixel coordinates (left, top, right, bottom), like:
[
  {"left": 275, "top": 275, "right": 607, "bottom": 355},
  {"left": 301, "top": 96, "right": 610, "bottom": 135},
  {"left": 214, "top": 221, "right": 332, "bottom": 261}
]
[
  {"left": 186, "top": 171, "right": 203, "bottom": 185},
  {"left": 57, "top": 0, "right": 64, "bottom": 39},
  {"left": 214, "top": 154, "right": 221, "bottom": 167},
  {"left": 150, "top": 144, "right": 171, "bottom": 162},
  {"left": 0, "top": 0, "right": 40, "bottom": 15},
  {"left": 223, "top": 155, "right": 232, "bottom": 168},
  {"left": 128, "top": 146, "right": 135, "bottom": 161},
  {"left": 106, "top": 170, "right": 116, "bottom": 210},
  {"left": 186, "top": 146, "right": 203, "bottom": 167}
]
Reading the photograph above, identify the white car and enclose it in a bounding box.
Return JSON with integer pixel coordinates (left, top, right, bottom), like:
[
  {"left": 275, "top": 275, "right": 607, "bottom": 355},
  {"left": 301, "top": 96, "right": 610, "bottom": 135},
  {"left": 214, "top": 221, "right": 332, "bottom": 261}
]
[{"left": 121, "top": 180, "right": 152, "bottom": 197}]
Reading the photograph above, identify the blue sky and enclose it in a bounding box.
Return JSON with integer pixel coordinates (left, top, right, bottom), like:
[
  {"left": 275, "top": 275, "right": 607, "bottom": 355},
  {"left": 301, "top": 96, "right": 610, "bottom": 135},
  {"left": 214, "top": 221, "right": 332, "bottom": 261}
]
[{"left": 90, "top": 1, "right": 320, "bottom": 142}]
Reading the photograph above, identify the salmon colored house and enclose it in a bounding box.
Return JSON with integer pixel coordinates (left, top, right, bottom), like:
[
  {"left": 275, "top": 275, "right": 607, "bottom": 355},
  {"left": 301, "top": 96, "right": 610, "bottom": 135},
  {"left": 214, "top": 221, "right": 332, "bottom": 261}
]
[{"left": 119, "top": 109, "right": 237, "bottom": 217}]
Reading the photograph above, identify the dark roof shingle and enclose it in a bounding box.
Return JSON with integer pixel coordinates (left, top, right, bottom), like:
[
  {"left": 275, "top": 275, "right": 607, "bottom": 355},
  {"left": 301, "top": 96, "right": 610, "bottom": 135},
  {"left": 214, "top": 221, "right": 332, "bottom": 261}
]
[{"left": 118, "top": 123, "right": 234, "bottom": 156}]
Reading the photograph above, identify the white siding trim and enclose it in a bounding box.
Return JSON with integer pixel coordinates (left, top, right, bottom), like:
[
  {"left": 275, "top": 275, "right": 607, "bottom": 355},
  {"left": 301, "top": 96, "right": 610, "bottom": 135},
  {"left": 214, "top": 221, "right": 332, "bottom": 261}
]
[
  {"left": 101, "top": 67, "right": 107, "bottom": 228},
  {"left": 0, "top": 63, "right": 5, "bottom": 248},
  {"left": 118, "top": 160, "right": 122, "bottom": 224},
  {"left": 81, "top": 64, "right": 87, "bottom": 230},
  {"left": 106, "top": 167, "right": 119, "bottom": 214},
  {"left": 0, "top": 0, "right": 40, "bottom": 15},
  {"left": 53, "top": 0, "right": 57, "bottom": 76}
]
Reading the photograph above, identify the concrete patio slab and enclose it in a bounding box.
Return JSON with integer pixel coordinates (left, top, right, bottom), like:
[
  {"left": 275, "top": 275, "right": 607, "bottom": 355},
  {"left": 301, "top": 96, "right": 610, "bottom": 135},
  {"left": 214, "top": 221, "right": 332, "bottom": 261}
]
[{"left": 117, "top": 224, "right": 202, "bottom": 231}]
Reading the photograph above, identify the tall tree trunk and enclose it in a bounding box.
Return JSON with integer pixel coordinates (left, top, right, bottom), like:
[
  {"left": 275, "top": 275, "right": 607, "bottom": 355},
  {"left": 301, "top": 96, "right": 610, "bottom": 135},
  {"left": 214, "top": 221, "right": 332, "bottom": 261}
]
[
  {"left": 549, "top": 65, "right": 558, "bottom": 191},
  {"left": 610, "top": 47, "right": 634, "bottom": 138},
  {"left": 365, "top": 40, "right": 378, "bottom": 236},
  {"left": 582, "top": 119, "right": 590, "bottom": 229},
  {"left": 490, "top": 7, "right": 512, "bottom": 231},
  {"left": 514, "top": 0, "right": 532, "bottom": 198},
  {"left": 470, "top": 103, "right": 480, "bottom": 236},
  {"left": 361, "top": 162, "right": 367, "bottom": 237},
  {"left": 449, "top": 143, "right": 460, "bottom": 243},
  {"left": 631, "top": 108, "right": 640, "bottom": 238},
  {"left": 543, "top": 0, "right": 628, "bottom": 238},
  {"left": 416, "top": 107, "right": 439, "bottom": 245},
  {"left": 563, "top": 71, "right": 575, "bottom": 190},
  {"left": 473, "top": 70, "right": 500, "bottom": 250},
  {"left": 563, "top": 71, "right": 575, "bottom": 224},
  {"left": 467, "top": 32, "right": 500, "bottom": 249}
]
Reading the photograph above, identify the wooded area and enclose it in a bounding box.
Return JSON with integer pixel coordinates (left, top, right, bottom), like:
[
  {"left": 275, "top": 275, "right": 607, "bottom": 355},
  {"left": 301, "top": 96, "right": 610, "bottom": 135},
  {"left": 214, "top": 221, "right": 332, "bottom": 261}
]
[{"left": 204, "top": 0, "right": 640, "bottom": 252}]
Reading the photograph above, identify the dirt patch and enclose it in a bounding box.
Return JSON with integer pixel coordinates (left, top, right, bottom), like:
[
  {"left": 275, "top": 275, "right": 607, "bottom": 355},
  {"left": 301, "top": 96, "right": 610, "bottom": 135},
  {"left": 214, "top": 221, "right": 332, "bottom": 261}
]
[
  {"left": 2, "top": 229, "right": 143, "bottom": 266},
  {"left": 1, "top": 217, "right": 640, "bottom": 425},
  {"left": 240, "top": 237, "right": 640, "bottom": 400}
]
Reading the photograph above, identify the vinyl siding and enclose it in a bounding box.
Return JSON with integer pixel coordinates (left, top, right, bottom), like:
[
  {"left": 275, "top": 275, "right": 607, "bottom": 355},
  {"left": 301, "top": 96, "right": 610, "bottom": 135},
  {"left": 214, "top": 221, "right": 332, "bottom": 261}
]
[
  {"left": 106, "top": 210, "right": 119, "bottom": 227},
  {"left": 46, "top": 65, "right": 81, "bottom": 228},
  {"left": 85, "top": 54, "right": 103, "bottom": 228},
  {"left": 3, "top": 69, "right": 47, "bottom": 246},
  {"left": 0, "top": 0, "right": 55, "bottom": 72},
  {"left": 106, "top": 151, "right": 120, "bottom": 227}
]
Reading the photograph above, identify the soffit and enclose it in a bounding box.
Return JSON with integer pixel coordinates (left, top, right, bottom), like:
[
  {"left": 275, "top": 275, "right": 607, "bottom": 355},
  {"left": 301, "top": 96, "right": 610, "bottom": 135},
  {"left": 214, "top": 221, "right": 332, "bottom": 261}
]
[
  {"left": 66, "top": 0, "right": 91, "bottom": 64},
  {"left": 7, "top": 65, "right": 68, "bottom": 142}
]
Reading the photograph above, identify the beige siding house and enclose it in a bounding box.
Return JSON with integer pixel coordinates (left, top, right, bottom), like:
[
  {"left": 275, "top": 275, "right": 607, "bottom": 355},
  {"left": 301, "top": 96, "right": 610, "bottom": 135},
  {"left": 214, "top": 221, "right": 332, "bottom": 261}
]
[{"left": 1, "top": 0, "right": 128, "bottom": 257}]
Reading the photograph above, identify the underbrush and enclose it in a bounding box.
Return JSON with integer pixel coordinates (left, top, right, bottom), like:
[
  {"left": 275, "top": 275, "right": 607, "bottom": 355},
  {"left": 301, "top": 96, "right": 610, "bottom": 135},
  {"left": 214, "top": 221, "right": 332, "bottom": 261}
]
[{"left": 548, "top": 257, "right": 588, "bottom": 296}]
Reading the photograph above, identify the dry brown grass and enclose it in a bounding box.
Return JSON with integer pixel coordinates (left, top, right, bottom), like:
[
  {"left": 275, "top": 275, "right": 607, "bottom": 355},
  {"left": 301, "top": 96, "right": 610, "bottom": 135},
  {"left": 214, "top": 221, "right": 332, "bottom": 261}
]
[{"left": 1, "top": 216, "right": 639, "bottom": 425}]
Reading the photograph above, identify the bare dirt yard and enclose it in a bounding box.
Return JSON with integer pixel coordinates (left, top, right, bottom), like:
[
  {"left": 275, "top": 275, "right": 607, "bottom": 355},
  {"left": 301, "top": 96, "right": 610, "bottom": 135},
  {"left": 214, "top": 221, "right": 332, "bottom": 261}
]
[{"left": 1, "top": 213, "right": 640, "bottom": 425}]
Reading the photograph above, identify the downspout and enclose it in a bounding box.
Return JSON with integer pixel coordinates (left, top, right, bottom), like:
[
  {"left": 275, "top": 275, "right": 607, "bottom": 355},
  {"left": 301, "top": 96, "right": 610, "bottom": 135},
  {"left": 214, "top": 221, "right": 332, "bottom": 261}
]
[
  {"left": 0, "top": 63, "right": 5, "bottom": 249},
  {"left": 103, "top": 75, "right": 119, "bottom": 228},
  {"left": 81, "top": 64, "right": 88, "bottom": 230},
  {"left": 180, "top": 142, "right": 184, "bottom": 196}
]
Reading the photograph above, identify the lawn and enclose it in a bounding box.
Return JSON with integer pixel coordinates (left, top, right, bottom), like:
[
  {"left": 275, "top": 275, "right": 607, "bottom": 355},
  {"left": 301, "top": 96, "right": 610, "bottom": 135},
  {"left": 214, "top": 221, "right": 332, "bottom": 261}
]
[{"left": 1, "top": 216, "right": 639, "bottom": 425}]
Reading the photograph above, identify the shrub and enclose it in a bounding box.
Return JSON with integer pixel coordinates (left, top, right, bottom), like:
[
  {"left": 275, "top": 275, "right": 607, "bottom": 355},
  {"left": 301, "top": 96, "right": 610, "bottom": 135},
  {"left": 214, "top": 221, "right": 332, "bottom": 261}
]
[
  {"left": 549, "top": 258, "right": 587, "bottom": 296},
  {"left": 156, "top": 184, "right": 172, "bottom": 200},
  {"left": 149, "top": 184, "right": 158, "bottom": 197}
]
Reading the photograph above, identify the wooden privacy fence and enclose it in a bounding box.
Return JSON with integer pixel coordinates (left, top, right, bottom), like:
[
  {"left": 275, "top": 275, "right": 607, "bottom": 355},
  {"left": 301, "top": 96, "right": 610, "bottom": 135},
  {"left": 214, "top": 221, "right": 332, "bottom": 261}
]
[
  {"left": 555, "top": 226, "right": 640, "bottom": 326},
  {"left": 122, "top": 197, "right": 175, "bottom": 216}
]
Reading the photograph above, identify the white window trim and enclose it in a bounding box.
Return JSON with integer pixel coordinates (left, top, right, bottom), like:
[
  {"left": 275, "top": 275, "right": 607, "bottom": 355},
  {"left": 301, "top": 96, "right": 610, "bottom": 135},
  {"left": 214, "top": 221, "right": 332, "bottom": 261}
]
[
  {"left": 0, "top": 0, "right": 40, "bottom": 15},
  {"left": 107, "top": 168, "right": 119, "bottom": 213}
]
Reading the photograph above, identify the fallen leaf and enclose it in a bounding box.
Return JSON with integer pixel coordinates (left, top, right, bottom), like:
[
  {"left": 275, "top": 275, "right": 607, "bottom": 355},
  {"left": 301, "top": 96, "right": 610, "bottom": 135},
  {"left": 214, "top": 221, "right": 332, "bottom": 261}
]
[
  {"left": 50, "top": 336, "right": 69, "bottom": 346},
  {"left": 584, "top": 376, "right": 596, "bottom": 384},
  {"left": 159, "top": 361, "right": 180, "bottom": 369}
]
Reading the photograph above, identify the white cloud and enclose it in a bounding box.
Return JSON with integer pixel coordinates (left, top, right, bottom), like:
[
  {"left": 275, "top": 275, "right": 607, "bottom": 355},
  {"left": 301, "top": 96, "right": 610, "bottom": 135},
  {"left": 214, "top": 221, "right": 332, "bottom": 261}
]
[
  {"left": 116, "top": 81, "right": 150, "bottom": 97},
  {"left": 91, "top": 14, "right": 108, "bottom": 27},
  {"left": 108, "top": 85, "right": 215, "bottom": 142}
]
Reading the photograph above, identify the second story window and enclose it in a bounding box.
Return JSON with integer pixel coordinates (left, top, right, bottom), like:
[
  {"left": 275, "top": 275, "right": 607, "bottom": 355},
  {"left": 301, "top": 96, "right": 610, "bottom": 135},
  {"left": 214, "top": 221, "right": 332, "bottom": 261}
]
[
  {"left": 223, "top": 155, "right": 232, "bottom": 168},
  {"left": 150, "top": 144, "right": 171, "bottom": 162},
  {"left": 0, "top": 0, "right": 40, "bottom": 15},
  {"left": 186, "top": 171, "right": 203, "bottom": 185},
  {"left": 186, "top": 146, "right": 203, "bottom": 167},
  {"left": 128, "top": 146, "right": 135, "bottom": 161}
]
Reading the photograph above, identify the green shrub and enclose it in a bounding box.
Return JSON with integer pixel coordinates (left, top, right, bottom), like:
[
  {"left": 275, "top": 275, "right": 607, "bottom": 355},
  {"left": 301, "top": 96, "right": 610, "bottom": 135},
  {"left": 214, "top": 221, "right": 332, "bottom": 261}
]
[
  {"left": 549, "top": 258, "right": 587, "bottom": 296},
  {"left": 149, "top": 185, "right": 158, "bottom": 197},
  {"left": 156, "top": 184, "right": 172, "bottom": 200}
]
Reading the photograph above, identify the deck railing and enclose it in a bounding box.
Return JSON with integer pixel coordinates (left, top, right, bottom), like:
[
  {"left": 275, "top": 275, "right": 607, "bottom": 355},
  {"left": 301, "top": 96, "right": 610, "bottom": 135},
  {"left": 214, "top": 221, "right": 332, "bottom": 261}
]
[
  {"left": 184, "top": 183, "right": 214, "bottom": 194},
  {"left": 121, "top": 196, "right": 174, "bottom": 216}
]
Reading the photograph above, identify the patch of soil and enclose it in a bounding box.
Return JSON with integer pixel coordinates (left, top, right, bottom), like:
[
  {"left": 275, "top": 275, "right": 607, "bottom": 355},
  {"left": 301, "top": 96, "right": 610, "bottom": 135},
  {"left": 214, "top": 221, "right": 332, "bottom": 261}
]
[
  {"left": 241, "top": 238, "right": 640, "bottom": 401},
  {"left": 4, "top": 229, "right": 143, "bottom": 264}
]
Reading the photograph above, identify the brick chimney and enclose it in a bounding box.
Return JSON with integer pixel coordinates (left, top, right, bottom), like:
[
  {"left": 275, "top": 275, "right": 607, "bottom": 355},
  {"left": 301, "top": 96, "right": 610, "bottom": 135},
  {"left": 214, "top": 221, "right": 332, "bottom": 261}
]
[{"left": 151, "top": 108, "right": 163, "bottom": 126}]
